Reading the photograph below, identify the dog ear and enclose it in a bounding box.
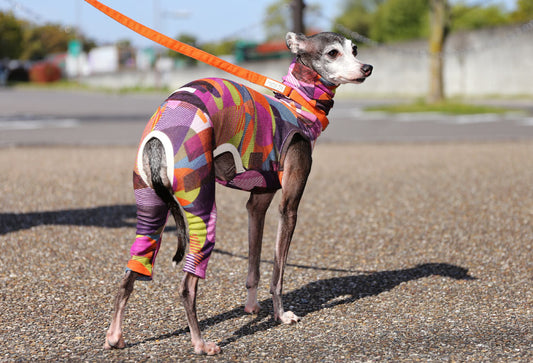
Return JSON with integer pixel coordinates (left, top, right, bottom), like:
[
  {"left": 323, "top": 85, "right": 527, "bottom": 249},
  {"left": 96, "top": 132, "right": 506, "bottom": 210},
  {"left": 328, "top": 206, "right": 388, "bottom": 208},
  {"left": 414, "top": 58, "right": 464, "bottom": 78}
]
[{"left": 286, "top": 32, "right": 308, "bottom": 55}]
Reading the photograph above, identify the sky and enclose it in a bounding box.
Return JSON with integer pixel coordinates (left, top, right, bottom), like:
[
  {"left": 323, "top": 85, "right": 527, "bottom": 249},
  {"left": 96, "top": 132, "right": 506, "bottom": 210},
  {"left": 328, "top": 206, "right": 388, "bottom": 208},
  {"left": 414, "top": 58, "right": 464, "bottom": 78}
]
[{"left": 1, "top": 0, "right": 519, "bottom": 48}]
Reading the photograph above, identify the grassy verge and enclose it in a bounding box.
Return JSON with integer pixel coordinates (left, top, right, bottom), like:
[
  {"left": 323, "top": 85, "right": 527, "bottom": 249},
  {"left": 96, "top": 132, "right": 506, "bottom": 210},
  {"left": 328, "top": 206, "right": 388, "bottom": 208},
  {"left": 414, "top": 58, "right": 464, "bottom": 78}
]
[
  {"left": 7, "top": 79, "right": 85, "bottom": 90},
  {"left": 365, "top": 99, "right": 512, "bottom": 115},
  {"left": 10, "top": 80, "right": 170, "bottom": 94}
]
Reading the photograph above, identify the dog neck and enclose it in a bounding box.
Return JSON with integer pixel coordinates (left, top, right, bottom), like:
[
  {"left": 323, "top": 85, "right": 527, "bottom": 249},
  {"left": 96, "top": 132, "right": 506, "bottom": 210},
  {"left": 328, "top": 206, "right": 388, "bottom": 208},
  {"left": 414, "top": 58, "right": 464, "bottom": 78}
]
[
  {"left": 282, "top": 59, "right": 338, "bottom": 116},
  {"left": 274, "top": 59, "right": 338, "bottom": 134}
]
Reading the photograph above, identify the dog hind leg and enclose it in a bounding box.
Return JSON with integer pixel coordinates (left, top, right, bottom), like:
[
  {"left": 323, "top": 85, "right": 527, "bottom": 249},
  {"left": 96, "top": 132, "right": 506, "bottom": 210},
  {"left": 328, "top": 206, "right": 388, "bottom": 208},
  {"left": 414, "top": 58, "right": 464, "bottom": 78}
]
[
  {"left": 104, "top": 270, "right": 137, "bottom": 349},
  {"left": 104, "top": 138, "right": 173, "bottom": 349},
  {"left": 105, "top": 194, "right": 169, "bottom": 349},
  {"left": 168, "top": 133, "right": 220, "bottom": 354},
  {"left": 143, "top": 137, "right": 220, "bottom": 353},
  {"left": 180, "top": 272, "right": 221, "bottom": 355}
]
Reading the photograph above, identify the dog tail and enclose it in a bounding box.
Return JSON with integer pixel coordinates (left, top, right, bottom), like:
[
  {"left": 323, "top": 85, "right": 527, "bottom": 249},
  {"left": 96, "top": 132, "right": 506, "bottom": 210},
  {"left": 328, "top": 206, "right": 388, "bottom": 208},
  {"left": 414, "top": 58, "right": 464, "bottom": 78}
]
[{"left": 144, "top": 137, "right": 188, "bottom": 265}]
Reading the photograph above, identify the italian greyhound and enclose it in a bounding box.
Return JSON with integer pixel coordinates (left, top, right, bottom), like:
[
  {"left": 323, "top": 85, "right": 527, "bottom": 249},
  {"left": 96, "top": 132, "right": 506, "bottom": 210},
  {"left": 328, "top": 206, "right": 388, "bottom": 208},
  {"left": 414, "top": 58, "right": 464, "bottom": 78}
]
[{"left": 104, "top": 32, "right": 372, "bottom": 355}]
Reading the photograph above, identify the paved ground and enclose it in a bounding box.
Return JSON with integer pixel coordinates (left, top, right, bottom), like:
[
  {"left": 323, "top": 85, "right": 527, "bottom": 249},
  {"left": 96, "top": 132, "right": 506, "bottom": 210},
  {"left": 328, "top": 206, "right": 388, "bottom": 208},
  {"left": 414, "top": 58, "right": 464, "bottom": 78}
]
[
  {"left": 1, "top": 142, "right": 532, "bottom": 361},
  {"left": 1, "top": 88, "right": 532, "bottom": 361}
]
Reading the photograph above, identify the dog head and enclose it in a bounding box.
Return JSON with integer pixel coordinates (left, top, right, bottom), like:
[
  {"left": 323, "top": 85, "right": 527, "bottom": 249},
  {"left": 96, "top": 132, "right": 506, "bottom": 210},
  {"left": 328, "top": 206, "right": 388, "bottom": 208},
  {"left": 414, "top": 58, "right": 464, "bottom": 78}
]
[{"left": 286, "top": 32, "right": 373, "bottom": 85}]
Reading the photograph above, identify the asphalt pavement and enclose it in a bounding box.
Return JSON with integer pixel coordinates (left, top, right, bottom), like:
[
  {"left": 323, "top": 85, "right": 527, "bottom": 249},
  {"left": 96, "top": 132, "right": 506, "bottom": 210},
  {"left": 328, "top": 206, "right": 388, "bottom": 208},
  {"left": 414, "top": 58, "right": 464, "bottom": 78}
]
[
  {"left": 1, "top": 88, "right": 532, "bottom": 361},
  {"left": 1, "top": 88, "right": 533, "bottom": 146}
]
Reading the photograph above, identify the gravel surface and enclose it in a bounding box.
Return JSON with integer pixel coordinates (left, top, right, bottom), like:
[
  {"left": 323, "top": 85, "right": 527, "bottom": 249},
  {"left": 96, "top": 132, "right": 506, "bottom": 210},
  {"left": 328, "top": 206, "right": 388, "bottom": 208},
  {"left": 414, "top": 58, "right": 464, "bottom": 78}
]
[{"left": 1, "top": 142, "right": 532, "bottom": 361}]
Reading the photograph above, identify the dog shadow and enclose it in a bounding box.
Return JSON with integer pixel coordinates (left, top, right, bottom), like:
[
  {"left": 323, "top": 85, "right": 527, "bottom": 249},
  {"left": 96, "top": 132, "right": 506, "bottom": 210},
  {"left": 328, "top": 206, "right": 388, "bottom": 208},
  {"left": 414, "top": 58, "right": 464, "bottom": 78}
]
[
  {"left": 139, "top": 262, "right": 475, "bottom": 349},
  {"left": 0, "top": 205, "right": 138, "bottom": 235}
]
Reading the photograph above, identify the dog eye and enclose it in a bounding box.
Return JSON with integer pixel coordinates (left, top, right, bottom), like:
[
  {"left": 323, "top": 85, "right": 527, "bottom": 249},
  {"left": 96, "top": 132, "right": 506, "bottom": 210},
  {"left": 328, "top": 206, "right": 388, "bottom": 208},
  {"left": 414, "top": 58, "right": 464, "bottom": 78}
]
[
  {"left": 327, "top": 49, "right": 339, "bottom": 58},
  {"left": 352, "top": 45, "right": 358, "bottom": 57}
]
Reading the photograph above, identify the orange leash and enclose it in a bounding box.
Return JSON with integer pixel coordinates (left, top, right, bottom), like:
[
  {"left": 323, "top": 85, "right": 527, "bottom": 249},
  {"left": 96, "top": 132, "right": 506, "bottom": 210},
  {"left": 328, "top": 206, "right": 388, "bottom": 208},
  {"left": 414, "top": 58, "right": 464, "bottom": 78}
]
[{"left": 85, "top": 0, "right": 329, "bottom": 130}]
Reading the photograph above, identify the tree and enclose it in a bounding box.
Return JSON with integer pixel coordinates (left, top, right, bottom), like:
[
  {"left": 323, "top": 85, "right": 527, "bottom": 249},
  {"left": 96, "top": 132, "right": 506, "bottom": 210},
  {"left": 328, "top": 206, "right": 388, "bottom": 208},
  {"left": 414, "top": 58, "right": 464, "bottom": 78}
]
[
  {"left": 264, "top": 0, "right": 322, "bottom": 40},
  {"left": 336, "top": 0, "right": 520, "bottom": 44},
  {"left": 0, "top": 11, "right": 25, "bottom": 59},
  {"left": 23, "top": 23, "right": 75, "bottom": 60},
  {"left": 1, "top": 11, "right": 95, "bottom": 61},
  {"left": 370, "top": 0, "right": 429, "bottom": 42},
  {"left": 451, "top": 2, "right": 510, "bottom": 31},
  {"left": 511, "top": 0, "right": 533, "bottom": 22},
  {"left": 334, "top": 0, "right": 525, "bottom": 103},
  {"left": 202, "top": 39, "right": 237, "bottom": 57},
  {"left": 334, "top": 0, "right": 385, "bottom": 39},
  {"left": 292, "top": 0, "right": 305, "bottom": 34},
  {"left": 428, "top": 0, "right": 449, "bottom": 104},
  {"left": 167, "top": 33, "right": 198, "bottom": 66}
]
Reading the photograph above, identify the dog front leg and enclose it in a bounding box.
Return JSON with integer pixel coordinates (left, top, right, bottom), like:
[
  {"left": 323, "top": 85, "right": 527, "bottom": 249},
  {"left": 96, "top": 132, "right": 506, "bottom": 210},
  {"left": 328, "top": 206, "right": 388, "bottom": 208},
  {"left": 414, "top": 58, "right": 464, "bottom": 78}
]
[
  {"left": 180, "top": 272, "right": 221, "bottom": 355},
  {"left": 104, "top": 270, "right": 138, "bottom": 349},
  {"left": 271, "top": 199, "right": 302, "bottom": 324},
  {"left": 245, "top": 191, "right": 276, "bottom": 314},
  {"left": 271, "top": 137, "right": 311, "bottom": 324}
]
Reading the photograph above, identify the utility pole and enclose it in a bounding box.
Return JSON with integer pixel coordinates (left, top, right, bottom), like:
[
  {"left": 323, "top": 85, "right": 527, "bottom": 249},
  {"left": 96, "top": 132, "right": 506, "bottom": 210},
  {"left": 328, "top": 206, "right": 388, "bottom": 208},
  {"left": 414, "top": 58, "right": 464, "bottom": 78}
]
[{"left": 291, "top": 0, "right": 305, "bottom": 34}]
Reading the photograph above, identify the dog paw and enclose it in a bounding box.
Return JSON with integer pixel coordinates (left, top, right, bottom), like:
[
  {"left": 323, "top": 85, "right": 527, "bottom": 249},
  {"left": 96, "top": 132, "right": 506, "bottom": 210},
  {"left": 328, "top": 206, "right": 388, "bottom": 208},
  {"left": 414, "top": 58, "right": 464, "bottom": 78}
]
[
  {"left": 244, "top": 301, "right": 261, "bottom": 314},
  {"left": 279, "top": 311, "right": 300, "bottom": 324},
  {"left": 104, "top": 336, "right": 125, "bottom": 350},
  {"left": 193, "top": 340, "right": 221, "bottom": 355}
]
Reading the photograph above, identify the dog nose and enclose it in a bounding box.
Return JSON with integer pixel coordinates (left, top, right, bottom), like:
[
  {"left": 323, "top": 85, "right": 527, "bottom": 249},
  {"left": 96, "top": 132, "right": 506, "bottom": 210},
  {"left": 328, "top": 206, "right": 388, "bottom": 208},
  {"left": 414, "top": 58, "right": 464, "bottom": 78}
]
[{"left": 362, "top": 64, "right": 373, "bottom": 77}]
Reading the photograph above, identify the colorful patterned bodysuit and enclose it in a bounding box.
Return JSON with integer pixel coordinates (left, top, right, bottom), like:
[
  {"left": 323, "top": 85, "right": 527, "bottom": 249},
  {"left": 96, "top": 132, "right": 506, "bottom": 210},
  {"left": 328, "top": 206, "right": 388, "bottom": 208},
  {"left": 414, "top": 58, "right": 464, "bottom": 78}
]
[{"left": 127, "top": 60, "right": 337, "bottom": 280}]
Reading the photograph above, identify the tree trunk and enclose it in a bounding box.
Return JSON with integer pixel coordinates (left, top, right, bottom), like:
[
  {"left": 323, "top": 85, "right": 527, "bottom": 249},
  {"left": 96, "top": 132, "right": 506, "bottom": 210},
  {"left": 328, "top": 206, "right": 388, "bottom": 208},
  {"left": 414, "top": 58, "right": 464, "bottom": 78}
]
[
  {"left": 428, "top": 0, "right": 449, "bottom": 103},
  {"left": 291, "top": 0, "right": 305, "bottom": 34}
]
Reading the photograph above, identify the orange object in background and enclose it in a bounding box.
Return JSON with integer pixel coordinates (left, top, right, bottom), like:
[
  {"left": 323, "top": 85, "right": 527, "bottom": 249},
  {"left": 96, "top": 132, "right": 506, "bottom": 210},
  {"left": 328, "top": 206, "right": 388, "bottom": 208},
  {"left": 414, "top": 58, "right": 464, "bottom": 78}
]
[{"left": 29, "top": 62, "right": 61, "bottom": 83}]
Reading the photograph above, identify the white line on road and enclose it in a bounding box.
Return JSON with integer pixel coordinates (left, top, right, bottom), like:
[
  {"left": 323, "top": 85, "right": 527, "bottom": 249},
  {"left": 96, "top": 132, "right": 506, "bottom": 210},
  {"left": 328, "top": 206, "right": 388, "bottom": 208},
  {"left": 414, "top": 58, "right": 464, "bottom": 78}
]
[{"left": 0, "top": 118, "right": 80, "bottom": 130}]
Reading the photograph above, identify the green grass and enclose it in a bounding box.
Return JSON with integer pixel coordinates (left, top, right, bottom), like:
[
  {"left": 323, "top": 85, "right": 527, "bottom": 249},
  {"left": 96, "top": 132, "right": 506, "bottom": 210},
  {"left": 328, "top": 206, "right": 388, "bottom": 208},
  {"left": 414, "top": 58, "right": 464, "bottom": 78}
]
[
  {"left": 11, "top": 80, "right": 170, "bottom": 94},
  {"left": 10, "top": 79, "right": 85, "bottom": 90},
  {"left": 365, "top": 99, "right": 512, "bottom": 115}
]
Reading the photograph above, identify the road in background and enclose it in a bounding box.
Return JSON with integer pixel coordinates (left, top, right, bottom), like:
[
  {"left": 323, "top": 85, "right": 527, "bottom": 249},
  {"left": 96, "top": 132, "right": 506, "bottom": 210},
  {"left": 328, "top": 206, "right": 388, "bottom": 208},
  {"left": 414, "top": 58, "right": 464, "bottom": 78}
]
[{"left": 1, "top": 88, "right": 532, "bottom": 146}]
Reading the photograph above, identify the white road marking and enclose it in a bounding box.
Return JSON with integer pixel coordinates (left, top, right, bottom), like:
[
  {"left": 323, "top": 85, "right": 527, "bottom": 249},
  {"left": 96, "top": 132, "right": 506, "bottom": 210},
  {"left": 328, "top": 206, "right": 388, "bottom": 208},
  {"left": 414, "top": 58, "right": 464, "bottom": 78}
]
[{"left": 0, "top": 118, "right": 80, "bottom": 130}]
